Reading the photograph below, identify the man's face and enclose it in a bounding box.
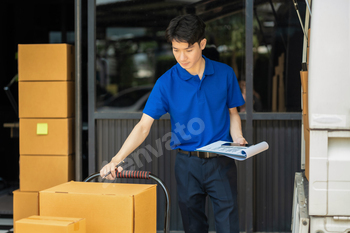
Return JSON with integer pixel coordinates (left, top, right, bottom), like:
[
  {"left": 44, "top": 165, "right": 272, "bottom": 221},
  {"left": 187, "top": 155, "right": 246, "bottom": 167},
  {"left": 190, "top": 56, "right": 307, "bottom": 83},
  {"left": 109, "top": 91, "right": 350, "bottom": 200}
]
[{"left": 172, "top": 39, "right": 206, "bottom": 73}]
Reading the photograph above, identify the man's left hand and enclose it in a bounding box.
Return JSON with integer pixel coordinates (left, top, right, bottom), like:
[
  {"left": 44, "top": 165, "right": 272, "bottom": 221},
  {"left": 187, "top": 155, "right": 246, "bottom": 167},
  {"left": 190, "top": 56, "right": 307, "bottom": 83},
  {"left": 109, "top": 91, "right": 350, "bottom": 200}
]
[{"left": 234, "top": 137, "right": 248, "bottom": 145}]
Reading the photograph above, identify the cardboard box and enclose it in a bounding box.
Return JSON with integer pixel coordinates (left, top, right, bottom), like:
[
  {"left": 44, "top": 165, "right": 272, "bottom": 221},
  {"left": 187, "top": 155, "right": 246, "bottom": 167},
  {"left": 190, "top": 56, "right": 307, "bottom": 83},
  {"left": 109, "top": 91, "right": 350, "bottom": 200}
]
[
  {"left": 13, "top": 190, "right": 39, "bottom": 232},
  {"left": 19, "top": 81, "right": 74, "bottom": 118},
  {"left": 300, "top": 71, "right": 309, "bottom": 130},
  {"left": 16, "top": 215, "right": 85, "bottom": 233},
  {"left": 301, "top": 70, "right": 310, "bottom": 181},
  {"left": 20, "top": 155, "right": 74, "bottom": 192},
  {"left": 18, "top": 44, "right": 74, "bottom": 81},
  {"left": 20, "top": 118, "right": 74, "bottom": 155},
  {"left": 40, "top": 182, "right": 156, "bottom": 233},
  {"left": 304, "top": 128, "right": 310, "bottom": 181}
]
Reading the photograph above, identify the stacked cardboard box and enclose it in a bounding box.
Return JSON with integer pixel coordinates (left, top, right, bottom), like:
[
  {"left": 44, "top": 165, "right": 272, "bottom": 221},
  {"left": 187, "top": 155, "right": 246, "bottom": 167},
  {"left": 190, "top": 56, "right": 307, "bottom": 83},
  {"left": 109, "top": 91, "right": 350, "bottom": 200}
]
[
  {"left": 13, "top": 190, "right": 39, "bottom": 226},
  {"left": 14, "top": 44, "right": 75, "bottom": 231},
  {"left": 16, "top": 215, "right": 86, "bottom": 233}
]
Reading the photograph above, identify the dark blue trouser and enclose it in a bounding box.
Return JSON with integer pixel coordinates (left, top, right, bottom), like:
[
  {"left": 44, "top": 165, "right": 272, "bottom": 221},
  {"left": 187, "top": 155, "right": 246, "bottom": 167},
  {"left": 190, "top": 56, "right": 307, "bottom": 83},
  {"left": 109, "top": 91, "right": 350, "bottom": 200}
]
[{"left": 175, "top": 151, "right": 239, "bottom": 233}]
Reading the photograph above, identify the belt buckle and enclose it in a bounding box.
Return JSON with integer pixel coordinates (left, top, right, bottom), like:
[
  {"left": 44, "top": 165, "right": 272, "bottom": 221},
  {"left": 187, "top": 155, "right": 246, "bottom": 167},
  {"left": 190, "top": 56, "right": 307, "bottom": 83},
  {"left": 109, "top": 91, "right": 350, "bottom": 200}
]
[
  {"left": 199, "top": 152, "right": 210, "bottom": 158},
  {"left": 195, "top": 151, "right": 210, "bottom": 158}
]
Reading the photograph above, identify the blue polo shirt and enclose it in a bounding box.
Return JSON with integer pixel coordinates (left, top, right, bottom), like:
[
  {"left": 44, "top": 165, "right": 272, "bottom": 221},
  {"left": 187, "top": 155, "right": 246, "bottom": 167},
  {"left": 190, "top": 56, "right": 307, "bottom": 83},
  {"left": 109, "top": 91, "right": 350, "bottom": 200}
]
[{"left": 143, "top": 55, "right": 244, "bottom": 151}]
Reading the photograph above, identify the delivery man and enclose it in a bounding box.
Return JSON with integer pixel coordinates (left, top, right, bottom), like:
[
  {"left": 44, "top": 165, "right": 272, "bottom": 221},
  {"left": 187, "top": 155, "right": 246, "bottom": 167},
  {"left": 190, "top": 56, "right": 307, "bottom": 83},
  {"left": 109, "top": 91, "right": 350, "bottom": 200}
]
[{"left": 100, "top": 14, "right": 247, "bottom": 233}]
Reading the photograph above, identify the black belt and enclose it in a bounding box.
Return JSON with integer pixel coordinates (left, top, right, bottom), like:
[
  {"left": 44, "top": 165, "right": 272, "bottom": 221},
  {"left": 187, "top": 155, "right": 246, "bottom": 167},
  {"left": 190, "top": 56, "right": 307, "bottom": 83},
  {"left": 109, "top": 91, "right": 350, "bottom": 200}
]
[{"left": 178, "top": 149, "right": 218, "bottom": 158}]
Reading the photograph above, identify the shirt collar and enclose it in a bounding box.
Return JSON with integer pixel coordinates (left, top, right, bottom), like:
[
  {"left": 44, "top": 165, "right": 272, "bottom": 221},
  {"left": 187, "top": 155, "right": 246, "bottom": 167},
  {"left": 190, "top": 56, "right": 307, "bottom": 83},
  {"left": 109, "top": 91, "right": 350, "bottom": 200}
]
[{"left": 176, "top": 55, "right": 215, "bottom": 81}]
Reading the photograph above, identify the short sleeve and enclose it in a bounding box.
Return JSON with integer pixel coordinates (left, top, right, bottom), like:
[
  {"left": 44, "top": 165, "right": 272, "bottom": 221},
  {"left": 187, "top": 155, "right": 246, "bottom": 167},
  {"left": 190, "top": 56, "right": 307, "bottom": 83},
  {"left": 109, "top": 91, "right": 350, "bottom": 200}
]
[
  {"left": 143, "top": 79, "right": 168, "bottom": 119},
  {"left": 227, "top": 69, "right": 245, "bottom": 108}
]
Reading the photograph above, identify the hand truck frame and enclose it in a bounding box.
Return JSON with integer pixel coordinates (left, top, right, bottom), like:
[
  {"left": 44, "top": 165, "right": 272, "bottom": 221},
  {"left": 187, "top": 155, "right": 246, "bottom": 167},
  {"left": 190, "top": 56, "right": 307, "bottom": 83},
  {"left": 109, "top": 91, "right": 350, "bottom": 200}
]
[{"left": 84, "top": 170, "right": 170, "bottom": 233}]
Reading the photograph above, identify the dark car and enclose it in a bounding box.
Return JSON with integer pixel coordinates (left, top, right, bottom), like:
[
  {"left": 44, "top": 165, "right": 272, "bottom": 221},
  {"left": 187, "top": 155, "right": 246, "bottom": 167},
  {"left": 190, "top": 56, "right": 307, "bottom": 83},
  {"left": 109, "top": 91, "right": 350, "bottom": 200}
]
[{"left": 97, "top": 85, "right": 153, "bottom": 112}]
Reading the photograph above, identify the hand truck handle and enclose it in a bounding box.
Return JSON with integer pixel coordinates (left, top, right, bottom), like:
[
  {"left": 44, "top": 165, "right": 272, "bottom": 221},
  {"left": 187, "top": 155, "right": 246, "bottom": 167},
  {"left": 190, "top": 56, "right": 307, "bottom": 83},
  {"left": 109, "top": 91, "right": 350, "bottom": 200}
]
[{"left": 116, "top": 170, "right": 150, "bottom": 179}]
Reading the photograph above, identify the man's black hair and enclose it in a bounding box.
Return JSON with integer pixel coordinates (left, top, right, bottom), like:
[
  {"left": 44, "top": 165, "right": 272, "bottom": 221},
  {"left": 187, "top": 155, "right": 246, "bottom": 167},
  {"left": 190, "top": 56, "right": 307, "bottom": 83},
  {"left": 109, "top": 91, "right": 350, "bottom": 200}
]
[{"left": 165, "top": 14, "right": 206, "bottom": 45}]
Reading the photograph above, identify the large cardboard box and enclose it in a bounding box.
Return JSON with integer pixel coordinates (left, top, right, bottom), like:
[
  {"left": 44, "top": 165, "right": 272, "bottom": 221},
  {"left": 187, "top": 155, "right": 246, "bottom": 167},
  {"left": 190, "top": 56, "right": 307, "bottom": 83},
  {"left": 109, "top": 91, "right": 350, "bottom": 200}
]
[
  {"left": 18, "top": 44, "right": 74, "bottom": 81},
  {"left": 16, "top": 216, "right": 85, "bottom": 233},
  {"left": 13, "top": 190, "right": 39, "bottom": 232},
  {"left": 40, "top": 182, "right": 156, "bottom": 233},
  {"left": 19, "top": 81, "right": 74, "bottom": 118},
  {"left": 20, "top": 118, "right": 74, "bottom": 155},
  {"left": 20, "top": 155, "right": 74, "bottom": 192}
]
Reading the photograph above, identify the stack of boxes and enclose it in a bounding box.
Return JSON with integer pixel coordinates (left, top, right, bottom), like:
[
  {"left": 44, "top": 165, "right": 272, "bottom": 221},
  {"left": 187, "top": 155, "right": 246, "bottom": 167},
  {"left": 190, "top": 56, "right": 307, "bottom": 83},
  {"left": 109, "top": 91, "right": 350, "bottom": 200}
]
[
  {"left": 39, "top": 181, "right": 157, "bottom": 233},
  {"left": 13, "top": 181, "right": 157, "bottom": 233},
  {"left": 14, "top": 44, "right": 75, "bottom": 229},
  {"left": 12, "top": 43, "right": 158, "bottom": 233}
]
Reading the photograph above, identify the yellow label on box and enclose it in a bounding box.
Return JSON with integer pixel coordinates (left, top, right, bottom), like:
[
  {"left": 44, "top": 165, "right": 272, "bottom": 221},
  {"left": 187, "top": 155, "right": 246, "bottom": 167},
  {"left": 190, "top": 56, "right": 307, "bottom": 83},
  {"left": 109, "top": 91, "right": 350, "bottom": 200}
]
[{"left": 36, "top": 123, "right": 48, "bottom": 135}]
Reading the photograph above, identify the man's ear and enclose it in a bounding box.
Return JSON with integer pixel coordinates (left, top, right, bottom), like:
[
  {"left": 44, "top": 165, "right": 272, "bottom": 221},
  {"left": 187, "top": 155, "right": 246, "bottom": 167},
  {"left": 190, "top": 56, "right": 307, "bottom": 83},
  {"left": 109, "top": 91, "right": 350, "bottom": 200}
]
[{"left": 200, "top": 38, "right": 207, "bottom": 50}]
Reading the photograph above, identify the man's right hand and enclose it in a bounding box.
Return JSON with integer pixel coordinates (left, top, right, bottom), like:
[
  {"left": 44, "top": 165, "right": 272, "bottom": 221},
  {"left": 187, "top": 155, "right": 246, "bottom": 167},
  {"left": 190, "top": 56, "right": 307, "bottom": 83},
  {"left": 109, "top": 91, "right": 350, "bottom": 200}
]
[
  {"left": 99, "top": 114, "right": 154, "bottom": 180},
  {"left": 100, "top": 161, "right": 123, "bottom": 180}
]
